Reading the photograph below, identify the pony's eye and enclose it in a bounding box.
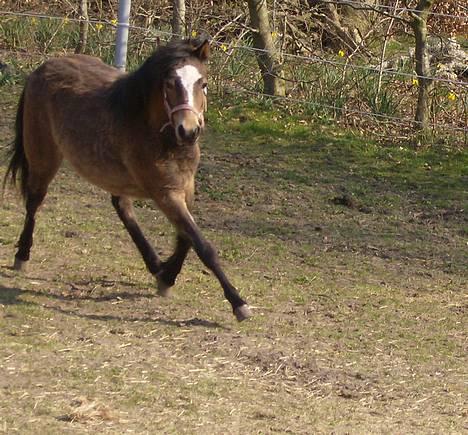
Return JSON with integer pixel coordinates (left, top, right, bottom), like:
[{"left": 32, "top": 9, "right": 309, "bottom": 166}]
[
  {"left": 202, "top": 83, "right": 208, "bottom": 95},
  {"left": 166, "top": 80, "right": 175, "bottom": 90}
]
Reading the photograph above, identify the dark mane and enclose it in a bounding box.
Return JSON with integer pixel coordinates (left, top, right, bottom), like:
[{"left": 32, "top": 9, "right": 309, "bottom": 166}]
[{"left": 108, "top": 38, "right": 202, "bottom": 122}]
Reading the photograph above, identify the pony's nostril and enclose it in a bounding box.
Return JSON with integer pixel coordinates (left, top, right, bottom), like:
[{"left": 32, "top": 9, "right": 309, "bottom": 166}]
[{"left": 177, "top": 125, "right": 186, "bottom": 139}]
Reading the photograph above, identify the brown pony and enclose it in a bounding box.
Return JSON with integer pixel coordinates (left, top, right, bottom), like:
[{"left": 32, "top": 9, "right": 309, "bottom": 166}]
[{"left": 3, "top": 37, "right": 251, "bottom": 321}]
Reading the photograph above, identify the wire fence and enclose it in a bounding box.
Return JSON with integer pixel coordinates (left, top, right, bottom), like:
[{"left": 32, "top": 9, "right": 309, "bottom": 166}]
[
  {"left": 0, "top": 9, "right": 466, "bottom": 84},
  {"left": 0, "top": 7, "right": 467, "bottom": 144},
  {"left": 318, "top": 0, "right": 468, "bottom": 20}
]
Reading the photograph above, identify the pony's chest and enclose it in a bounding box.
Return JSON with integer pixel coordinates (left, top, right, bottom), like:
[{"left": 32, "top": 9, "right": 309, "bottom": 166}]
[
  {"left": 151, "top": 140, "right": 200, "bottom": 176},
  {"left": 154, "top": 154, "right": 199, "bottom": 187}
]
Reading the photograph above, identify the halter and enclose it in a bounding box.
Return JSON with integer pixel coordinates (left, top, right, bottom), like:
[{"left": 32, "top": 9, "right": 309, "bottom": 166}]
[{"left": 159, "top": 84, "right": 206, "bottom": 133}]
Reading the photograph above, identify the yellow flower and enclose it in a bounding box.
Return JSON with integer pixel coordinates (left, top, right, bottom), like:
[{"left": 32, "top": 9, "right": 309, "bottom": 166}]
[
  {"left": 412, "top": 77, "right": 419, "bottom": 86},
  {"left": 447, "top": 91, "right": 457, "bottom": 101},
  {"left": 31, "top": 17, "right": 38, "bottom": 25},
  {"left": 110, "top": 18, "right": 117, "bottom": 26},
  {"left": 191, "top": 30, "right": 197, "bottom": 38},
  {"left": 95, "top": 23, "right": 103, "bottom": 31},
  {"left": 63, "top": 17, "right": 69, "bottom": 25},
  {"left": 271, "top": 31, "right": 278, "bottom": 40},
  {"left": 338, "top": 49, "right": 345, "bottom": 57},
  {"left": 220, "top": 43, "right": 228, "bottom": 52}
]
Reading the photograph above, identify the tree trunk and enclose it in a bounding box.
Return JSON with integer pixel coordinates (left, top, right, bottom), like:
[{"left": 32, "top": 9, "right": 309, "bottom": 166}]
[
  {"left": 247, "top": 0, "right": 285, "bottom": 96},
  {"left": 171, "top": 0, "right": 186, "bottom": 40},
  {"left": 75, "top": 0, "right": 89, "bottom": 54},
  {"left": 411, "top": 0, "right": 434, "bottom": 132}
]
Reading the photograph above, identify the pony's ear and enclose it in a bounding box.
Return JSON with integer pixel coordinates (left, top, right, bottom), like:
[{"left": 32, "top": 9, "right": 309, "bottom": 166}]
[{"left": 193, "top": 38, "right": 210, "bottom": 62}]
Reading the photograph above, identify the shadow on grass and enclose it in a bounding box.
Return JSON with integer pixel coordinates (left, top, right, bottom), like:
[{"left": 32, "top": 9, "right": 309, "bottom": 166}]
[
  {"left": 0, "top": 285, "right": 28, "bottom": 305},
  {"left": 46, "top": 304, "right": 228, "bottom": 329},
  {"left": 0, "top": 282, "right": 227, "bottom": 329},
  {"left": 0, "top": 266, "right": 152, "bottom": 302}
]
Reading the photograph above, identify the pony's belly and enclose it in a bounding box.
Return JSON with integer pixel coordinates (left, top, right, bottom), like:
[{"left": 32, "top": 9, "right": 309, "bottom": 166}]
[{"left": 66, "top": 156, "right": 147, "bottom": 198}]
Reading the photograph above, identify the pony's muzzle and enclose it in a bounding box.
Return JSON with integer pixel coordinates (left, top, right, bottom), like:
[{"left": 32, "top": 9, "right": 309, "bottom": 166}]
[
  {"left": 174, "top": 111, "right": 202, "bottom": 144},
  {"left": 177, "top": 124, "right": 201, "bottom": 143}
]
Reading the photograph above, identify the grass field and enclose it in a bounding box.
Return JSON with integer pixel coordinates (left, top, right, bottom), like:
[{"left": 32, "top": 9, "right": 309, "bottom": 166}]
[{"left": 0, "top": 82, "right": 467, "bottom": 434}]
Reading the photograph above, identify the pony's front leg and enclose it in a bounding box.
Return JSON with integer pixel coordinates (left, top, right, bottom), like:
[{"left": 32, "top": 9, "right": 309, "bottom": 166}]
[
  {"left": 156, "top": 234, "right": 191, "bottom": 297},
  {"left": 111, "top": 195, "right": 165, "bottom": 292},
  {"left": 155, "top": 192, "right": 252, "bottom": 321}
]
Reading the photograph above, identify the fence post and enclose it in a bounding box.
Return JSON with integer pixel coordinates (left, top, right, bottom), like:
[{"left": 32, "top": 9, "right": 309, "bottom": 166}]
[{"left": 115, "top": 0, "right": 131, "bottom": 71}]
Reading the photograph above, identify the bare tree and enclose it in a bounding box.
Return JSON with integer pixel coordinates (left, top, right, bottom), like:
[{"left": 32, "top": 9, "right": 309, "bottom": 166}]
[
  {"left": 410, "top": 0, "right": 435, "bottom": 133},
  {"left": 171, "top": 0, "right": 186, "bottom": 39},
  {"left": 247, "top": 0, "right": 285, "bottom": 96},
  {"left": 75, "top": 0, "right": 89, "bottom": 54}
]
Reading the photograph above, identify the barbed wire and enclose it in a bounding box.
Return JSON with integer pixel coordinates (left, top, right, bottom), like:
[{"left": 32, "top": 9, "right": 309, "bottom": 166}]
[
  {"left": 0, "top": 9, "right": 118, "bottom": 28},
  {"left": 318, "top": 0, "right": 468, "bottom": 20},
  {"left": 215, "top": 42, "right": 468, "bottom": 87},
  {"left": 1, "top": 9, "right": 467, "bottom": 88}
]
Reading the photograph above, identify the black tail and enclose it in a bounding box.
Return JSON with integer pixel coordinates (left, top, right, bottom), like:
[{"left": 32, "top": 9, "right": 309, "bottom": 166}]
[{"left": 3, "top": 89, "right": 28, "bottom": 200}]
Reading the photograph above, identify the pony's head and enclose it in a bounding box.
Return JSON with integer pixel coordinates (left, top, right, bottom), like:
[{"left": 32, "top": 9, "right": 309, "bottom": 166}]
[
  {"left": 110, "top": 37, "right": 210, "bottom": 146},
  {"left": 161, "top": 38, "right": 209, "bottom": 145}
]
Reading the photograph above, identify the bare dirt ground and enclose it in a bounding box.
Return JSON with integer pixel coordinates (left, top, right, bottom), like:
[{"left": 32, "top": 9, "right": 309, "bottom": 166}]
[{"left": 0, "top": 85, "right": 466, "bottom": 434}]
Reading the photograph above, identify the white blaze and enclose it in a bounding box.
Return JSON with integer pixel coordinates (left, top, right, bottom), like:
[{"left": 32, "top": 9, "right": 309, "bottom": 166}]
[{"left": 175, "top": 64, "right": 202, "bottom": 106}]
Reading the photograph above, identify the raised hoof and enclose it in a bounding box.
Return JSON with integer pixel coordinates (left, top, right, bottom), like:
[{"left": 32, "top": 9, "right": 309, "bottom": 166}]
[
  {"left": 13, "top": 257, "right": 28, "bottom": 272},
  {"left": 234, "top": 304, "right": 252, "bottom": 322},
  {"left": 156, "top": 277, "right": 173, "bottom": 298}
]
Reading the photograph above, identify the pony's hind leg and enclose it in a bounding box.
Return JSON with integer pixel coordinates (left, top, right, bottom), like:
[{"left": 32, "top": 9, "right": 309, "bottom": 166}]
[
  {"left": 157, "top": 234, "right": 191, "bottom": 296},
  {"left": 112, "top": 196, "right": 191, "bottom": 297},
  {"left": 14, "top": 190, "right": 46, "bottom": 271},
  {"left": 14, "top": 169, "right": 60, "bottom": 271},
  {"left": 9, "top": 85, "right": 62, "bottom": 272},
  {"left": 111, "top": 196, "right": 166, "bottom": 290}
]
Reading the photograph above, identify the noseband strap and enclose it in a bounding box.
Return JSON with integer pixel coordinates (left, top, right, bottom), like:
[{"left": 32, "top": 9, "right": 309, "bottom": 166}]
[{"left": 160, "top": 88, "right": 206, "bottom": 133}]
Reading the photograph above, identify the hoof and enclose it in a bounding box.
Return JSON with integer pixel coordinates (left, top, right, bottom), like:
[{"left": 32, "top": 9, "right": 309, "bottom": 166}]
[
  {"left": 13, "top": 257, "right": 28, "bottom": 272},
  {"left": 156, "top": 277, "right": 173, "bottom": 298},
  {"left": 234, "top": 304, "right": 252, "bottom": 322}
]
